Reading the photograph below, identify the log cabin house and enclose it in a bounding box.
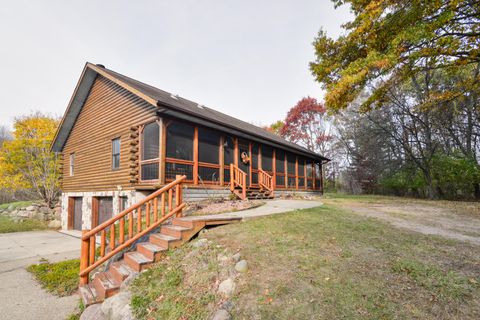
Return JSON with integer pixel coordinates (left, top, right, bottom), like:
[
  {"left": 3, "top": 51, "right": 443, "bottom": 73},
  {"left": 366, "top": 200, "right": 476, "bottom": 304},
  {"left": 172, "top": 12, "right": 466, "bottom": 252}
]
[{"left": 52, "top": 62, "right": 329, "bottom": 232}]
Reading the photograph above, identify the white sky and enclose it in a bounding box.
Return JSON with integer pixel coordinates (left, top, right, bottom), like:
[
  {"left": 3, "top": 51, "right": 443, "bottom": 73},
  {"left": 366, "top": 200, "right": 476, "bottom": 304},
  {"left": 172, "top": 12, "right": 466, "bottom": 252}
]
[{"left": 0, "top": 0, "right": 350, "bottom": 130}]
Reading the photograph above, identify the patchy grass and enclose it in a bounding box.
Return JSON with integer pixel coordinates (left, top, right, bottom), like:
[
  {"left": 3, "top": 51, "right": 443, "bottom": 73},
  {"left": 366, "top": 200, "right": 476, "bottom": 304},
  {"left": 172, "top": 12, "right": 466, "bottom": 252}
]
[
  {"left": 130, "top": 243, "right": 225, "bottom": 320},
  {"left": 0, "top": 200, "right": 34, "bottom": 210},
  {"left": 206, "top": 204, "right": 480, "bottom": 319},
  {"left": 65, "top": 300, "right": 85, "bottom": 320},
  {"left": 0, "top": 215, "right": 47, "bottom": 233},
  {"left": 27, "top": 258, "right": 80, "bottom": 296}
]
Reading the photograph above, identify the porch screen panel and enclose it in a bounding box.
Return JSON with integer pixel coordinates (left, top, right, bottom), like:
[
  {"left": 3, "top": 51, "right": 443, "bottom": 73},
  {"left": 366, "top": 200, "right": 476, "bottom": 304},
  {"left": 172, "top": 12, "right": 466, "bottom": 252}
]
[
  {"left": 166, "top": 122, "right": 194, "bottom": 160},
  {"left": 223, "top": 136, "right": 234, "bottom": 182},
  {"left": 165, "top": 121, "right": 194, "bottom": 181},
  {"left": 198, "top": 127, "right": 221, "bottom": 183},
  {"left": 287, "top": 153, "right": 296, "bottom": 188},
  {"left": 275, "top": 149, "right": 285, "bottom": 188},
  {"left": 298, "top": 157, "right": 305, "bottom": 188},
  {"left": 140, "top": 122, "right": 160, "bottom": 181},
  {"left": 306, "top": 160, "right": 314, "bottom": 189},
  {"left": 261, "top": 145, "right": 273, "bottom": 172},
  {"left": 315, "top": 163, "right": 321, "bottom": 190},
  {"left": 251, "top": 144, "right": 259, "bottom": 169}
]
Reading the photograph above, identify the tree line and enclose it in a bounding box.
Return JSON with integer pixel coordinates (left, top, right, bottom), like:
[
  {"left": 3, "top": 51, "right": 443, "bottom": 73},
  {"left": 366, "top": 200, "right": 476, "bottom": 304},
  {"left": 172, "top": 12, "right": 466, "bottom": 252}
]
[{"left": 269, "top": 0, "right": 480, "bottom": 200}]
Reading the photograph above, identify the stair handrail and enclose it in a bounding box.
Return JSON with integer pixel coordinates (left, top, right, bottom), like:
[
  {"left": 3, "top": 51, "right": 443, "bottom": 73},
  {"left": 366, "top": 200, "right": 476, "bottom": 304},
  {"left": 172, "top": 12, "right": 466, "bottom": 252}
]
[
  {"left": 229, "top": 163, "right": 247, "bottom": 200},
  {"left": 258, "top": 169, "right": 274, "bottom": 193},
  {"left": 79, "top": 175, "right": 187, "bottom": 284}
]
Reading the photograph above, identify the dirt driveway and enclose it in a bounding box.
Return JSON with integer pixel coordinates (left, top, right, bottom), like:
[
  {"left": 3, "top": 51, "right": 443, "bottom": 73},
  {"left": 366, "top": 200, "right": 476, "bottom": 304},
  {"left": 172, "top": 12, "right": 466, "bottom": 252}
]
[
  {"left": 325, "top": 196, "right": 480, "bottom": 245},
  {"left": 0, "top": 231, "right": 80, "bottom": 320}
]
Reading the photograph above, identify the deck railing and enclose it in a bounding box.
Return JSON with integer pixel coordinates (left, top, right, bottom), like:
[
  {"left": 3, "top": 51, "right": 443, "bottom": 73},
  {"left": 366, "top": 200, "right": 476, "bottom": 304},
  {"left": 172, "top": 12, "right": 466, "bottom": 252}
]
[
  {"left": 230, "top": 164, "right": 247, "bottom": 200},
  {"left": 79, "top": 175, "right": 187, "bottom": 284},
  {"left": 258, "top": 169, "right": 273, "bottom": 193}
]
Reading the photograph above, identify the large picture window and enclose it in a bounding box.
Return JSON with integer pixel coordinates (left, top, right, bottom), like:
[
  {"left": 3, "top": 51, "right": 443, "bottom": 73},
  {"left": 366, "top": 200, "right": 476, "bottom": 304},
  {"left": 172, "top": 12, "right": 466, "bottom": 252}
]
[{"left": 141, "top": 122, "right": 160, "bottom": 181}]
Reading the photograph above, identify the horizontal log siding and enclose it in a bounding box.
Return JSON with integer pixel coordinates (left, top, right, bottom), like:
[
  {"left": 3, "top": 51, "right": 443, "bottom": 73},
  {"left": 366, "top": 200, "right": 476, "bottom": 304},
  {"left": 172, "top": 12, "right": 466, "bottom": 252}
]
[{"left": 61, "top": 75, "right": 157, "bottom": 192}]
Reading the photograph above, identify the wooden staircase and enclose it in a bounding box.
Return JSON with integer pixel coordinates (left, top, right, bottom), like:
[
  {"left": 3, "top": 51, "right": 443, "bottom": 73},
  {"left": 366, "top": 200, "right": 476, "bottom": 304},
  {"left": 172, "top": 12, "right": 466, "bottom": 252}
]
[
  {"left": 79, "top": 217, "right": 206, "bottom": 306},
  {"left": 230, "top": 164, "right": 274, "bottom": 200}
]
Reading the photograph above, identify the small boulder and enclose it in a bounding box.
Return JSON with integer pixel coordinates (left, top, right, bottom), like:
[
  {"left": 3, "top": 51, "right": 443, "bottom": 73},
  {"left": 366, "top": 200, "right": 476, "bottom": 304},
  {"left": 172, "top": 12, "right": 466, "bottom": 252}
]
[
  {"left": 235, "top": 260, "right": 248, "bottom": 273},
  {"left": 192, "top": 238, "right": 208, "bottom": 248},
  {"left": 25, "top": 206, "right": 37, "bottom": 211},
  {"left": 39, "top": 206, "right": 51, "bottom": 214},
  {"left": 7, "top": 205, "right": 14, "bottom": 211},
  {"left": 80, "top": 303, "right": 105, "bottom": 320},
  {"left": 48, "top": 220, "right": 62, "bottom": 229},
  {"left": 232, "top": 253, "right": 241, "bottom": 262},
  {"left": 211, "top": 309, "right": 231, "bottom": 320},
  {"left": 16, "top": 210, "right": 31, "bottom": 218},
  {"left": 101, "top": 291, "right": 133, "bottom": 320},
  {"left": 218, "top": 278, "right": 235, "bottom": 297}
]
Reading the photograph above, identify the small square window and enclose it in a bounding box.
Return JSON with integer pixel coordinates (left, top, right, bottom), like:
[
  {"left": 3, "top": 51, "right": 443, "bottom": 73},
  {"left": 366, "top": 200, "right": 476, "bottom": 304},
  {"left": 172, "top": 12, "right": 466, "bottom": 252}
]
[{"left": 112, "top": 138, "right": 121, "bottom": 170}]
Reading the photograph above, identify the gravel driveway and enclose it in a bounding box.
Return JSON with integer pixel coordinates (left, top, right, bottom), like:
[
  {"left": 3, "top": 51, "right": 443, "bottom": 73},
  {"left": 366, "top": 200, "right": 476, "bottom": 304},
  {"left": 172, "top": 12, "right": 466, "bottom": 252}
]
[{"left": 0, "top": 231, "right": 80, "bottom": 320}]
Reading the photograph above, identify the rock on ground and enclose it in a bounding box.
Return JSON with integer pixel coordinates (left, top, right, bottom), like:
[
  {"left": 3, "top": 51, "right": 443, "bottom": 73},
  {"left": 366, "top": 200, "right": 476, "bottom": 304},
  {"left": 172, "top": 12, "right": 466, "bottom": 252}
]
[
  {"left": 235, "top": 260, "right": 248, "bottom": 273},
  {"left": 80, "top": 304, "right": 105, "bottom": 320},
  {"left": 218, "top": 278, "right": 235, "bottom": 297},
  {"left": 101, "top": 291, "right": 133, "bottom": 320},
  {"left": 232, "top": 253, "right": 241, "bottom": 262},
  {"left": 211, "top": 309, "right": 231, "bottom": 320}
]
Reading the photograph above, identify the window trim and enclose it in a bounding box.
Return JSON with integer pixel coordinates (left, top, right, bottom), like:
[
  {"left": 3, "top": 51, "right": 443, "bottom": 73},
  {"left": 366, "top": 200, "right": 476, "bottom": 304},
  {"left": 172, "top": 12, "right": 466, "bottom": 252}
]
[{"left": 111, "top": 137, "right": 121, "bottom": 170}]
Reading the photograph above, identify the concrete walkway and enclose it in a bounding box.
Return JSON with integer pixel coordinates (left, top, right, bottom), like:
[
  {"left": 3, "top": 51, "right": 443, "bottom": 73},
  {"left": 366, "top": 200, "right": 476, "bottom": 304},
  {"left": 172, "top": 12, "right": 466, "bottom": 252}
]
[
  {"left": 184, "top": 199, "right": 323, "bottom": 222},
  {"left": 0, "top": 231, "right": 81, "bottom": 320}
]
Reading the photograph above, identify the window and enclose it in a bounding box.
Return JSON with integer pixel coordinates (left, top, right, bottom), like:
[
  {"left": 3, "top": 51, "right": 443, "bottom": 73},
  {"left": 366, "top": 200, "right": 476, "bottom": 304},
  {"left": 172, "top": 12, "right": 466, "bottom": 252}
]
[
  {"left": 69, "top": 153, "right": 75, "bottom": 176},
  {"left": 112, "top": 138, "right": 120, "bottom": 170},
  {"left": 166, "top": 121, "right": 194, "bottom": 160},
  {"left": 298, "top": 157, "right": 306, "bottom": 188},
  {"left": 275, "top": 149, "right": 286, "bottom": 188},
  {"left": 140, "top": 122, "right": 160, "bottom": 180},
  {"left": 287, "top": 153, "right": 297, "bottom": 189}
]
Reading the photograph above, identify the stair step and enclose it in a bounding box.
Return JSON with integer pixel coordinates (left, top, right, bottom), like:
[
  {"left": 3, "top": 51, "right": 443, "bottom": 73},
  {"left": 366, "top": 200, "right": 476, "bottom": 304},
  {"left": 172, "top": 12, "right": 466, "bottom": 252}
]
[
  {"left": 110, "top": 261, "right": 137, "bottom": 283},
  {"left": 137, "top": 242, "right": 168, "bottom": 261},
  {"left": 161, "top": 225, "right": 191, "bottom": 238},
  {"left": 124, "top": 252, "right": 154, "bottom": 272},
  {"left": 79, "top": 284, "right": 98, "bottom": 306},
  {"left": 150, "top": 233, "right": 182, "bottom": 249},
  {"left": 172, "top": 218, "right": 194, "bottom": 228},
  {"left": 92, "top": 272, "right": 120, "bottom": 300}
]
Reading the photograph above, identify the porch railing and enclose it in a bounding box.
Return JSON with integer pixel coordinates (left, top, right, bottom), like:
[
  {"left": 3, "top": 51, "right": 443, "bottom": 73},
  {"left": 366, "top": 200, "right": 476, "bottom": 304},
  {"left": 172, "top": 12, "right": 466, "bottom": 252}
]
[
  {"left": 79, "top": 175, "right": 187, "bottom": 284},
  {"left": 258, "top": 169, "right": 273, "bottom": 193},
  {"left": 230, "top": 164, "right": 247, "bottom": 200}
]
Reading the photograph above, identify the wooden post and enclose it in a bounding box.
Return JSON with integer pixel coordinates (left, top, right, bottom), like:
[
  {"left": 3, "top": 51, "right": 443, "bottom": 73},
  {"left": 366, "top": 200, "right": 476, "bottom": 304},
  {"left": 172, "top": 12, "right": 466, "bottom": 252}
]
[
  {"left": 175, "top": 175, "right": 182, "bottom": 217},
  {"left": 295, "top": 156, "right": 299, "bottom": 190},
  {"left": 242, "top": 173, "right": 247, "bottom": 200},
  {"left": 230, "top": 164, "right": 234, "bottom": 192},
  {"left": 80, "top": 230, "right": 90, "bottom": 285},
  {"left": 193, "top": 127, "right": 199, "bottom": 185},
  {"left": 219, "top": 136, "right": 224, "bottom": 186}
]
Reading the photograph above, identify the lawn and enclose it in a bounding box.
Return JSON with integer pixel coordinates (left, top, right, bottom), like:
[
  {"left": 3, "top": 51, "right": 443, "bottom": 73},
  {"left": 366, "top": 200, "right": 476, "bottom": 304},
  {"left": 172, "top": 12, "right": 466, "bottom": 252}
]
[
  {"left": 130, "top": 201, "right": 480, "bottom": 319},
  {"left": 0, "top": 215, "right": 47, "bottom": 233}
]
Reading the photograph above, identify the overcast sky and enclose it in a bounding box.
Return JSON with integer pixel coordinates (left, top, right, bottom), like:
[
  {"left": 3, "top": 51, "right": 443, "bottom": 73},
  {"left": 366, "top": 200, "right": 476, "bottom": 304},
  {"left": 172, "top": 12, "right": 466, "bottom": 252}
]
[{"left": 0, "top": 0, "right": 350, "bottom": 130}]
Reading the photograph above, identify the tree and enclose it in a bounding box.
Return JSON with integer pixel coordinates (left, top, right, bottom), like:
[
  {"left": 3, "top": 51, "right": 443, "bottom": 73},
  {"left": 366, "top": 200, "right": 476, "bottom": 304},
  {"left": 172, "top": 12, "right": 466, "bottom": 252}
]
[
  {"left": 280, "top": 97, "right": 332, "bottom": 155},
  {"left": 264, "top": 120, "right": 285, "bottom": 135},
  {"left": 0, "top": 112, "right": 61, "bottom": 207},
  {"left": 310, "top": 0, "right": 480, "bottom": 112}
]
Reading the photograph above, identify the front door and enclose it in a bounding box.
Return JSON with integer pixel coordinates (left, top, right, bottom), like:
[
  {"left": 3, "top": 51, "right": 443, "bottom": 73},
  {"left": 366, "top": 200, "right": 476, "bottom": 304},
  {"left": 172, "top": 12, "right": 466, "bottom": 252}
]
[
  {"left": 238, "top": 139, "right": 250, "bottom": 187},
  {"left": 68, "top": 197, "right": 83, "bottom": 230}
]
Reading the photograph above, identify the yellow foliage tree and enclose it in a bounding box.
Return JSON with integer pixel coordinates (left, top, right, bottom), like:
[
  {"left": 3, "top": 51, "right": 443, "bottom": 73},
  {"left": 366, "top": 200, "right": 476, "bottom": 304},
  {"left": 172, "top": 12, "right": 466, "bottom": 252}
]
[{"left": 0, "top": 112, "right": 60, "bottom": 207}]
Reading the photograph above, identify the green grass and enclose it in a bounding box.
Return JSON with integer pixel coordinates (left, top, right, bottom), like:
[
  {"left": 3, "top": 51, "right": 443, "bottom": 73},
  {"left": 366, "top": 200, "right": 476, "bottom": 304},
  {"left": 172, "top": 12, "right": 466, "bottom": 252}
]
[
  {"left": 0, "top": 200, "right": 34, "bottom": 210},
  {"left": 27, "top": 258, "right": 80, "bottom": 296},
  {"left": 0, "top": 215, "right": 47, "bottom": 233},
  {"left": 130, "top": 243, "right": 222, "bottom": 319}
]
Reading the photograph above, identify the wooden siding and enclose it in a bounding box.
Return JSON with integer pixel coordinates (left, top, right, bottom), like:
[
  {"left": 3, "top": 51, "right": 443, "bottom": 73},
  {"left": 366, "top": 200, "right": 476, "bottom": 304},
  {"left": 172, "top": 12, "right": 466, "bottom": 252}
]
[{"left": 61, "top": 75, "right": 157, "bottom": 192}]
